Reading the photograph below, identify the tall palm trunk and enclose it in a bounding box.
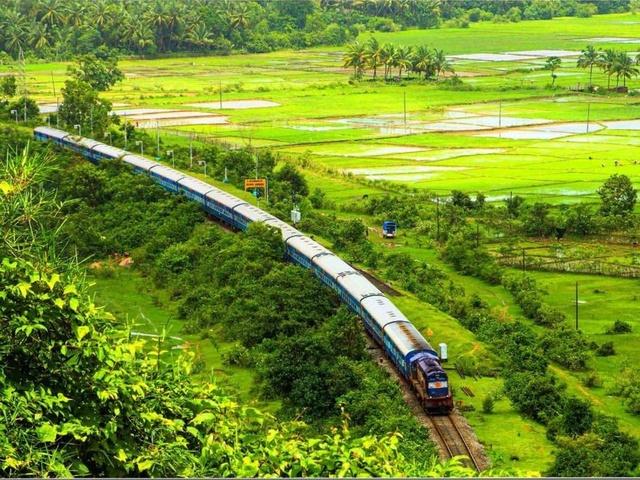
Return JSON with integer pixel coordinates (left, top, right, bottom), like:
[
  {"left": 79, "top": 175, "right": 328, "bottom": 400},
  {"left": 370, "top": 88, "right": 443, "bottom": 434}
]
[{"left": 589, "top": 64, "right": 593, "bottom": 87}]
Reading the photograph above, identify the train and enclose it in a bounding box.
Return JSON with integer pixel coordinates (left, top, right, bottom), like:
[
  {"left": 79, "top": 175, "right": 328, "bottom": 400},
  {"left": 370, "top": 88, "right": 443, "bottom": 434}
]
[{"left": 34, "top": 126, "right": 454, "bottom": 414}]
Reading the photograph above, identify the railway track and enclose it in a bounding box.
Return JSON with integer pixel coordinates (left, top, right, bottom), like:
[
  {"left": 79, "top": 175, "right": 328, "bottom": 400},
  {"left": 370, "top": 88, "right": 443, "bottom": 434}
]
[{"left": 430, "top": 414, "right": 481, "bottom": 471}]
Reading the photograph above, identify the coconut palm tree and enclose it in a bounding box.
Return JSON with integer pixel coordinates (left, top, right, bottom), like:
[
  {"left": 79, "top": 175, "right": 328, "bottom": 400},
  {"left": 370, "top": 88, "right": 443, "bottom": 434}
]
[
  {"left": 412, "top": 45, "right": 434, "bottom": 79},
  {"left": 598, "top": 49, "right": 618, "bottom": 89},
  {"left": 380, "top": 43, "right": 396, "bottom": 80},
  {"left": 33, "top": 0, "right": 67, "bottom": 28},
  {"left": 365, "top": 37, "right": 383, "bottom": 79},
  {"left": 432, "top": 49, "right": 453, "bottom": 80},
  {"left": 544, "top": 56, "right": 561, "bottom": 87},
  {"left": 612, "top": 51, "right": 638, "bottom": 87},
  {"left": 343, "top": 41, "right": 367, "bottom": 78},
  {"left": 577, "top": 45, "right": 599, "bottom": 89},
  {"left": 395, "top": 46, "right": 413, "bottom": 79}
]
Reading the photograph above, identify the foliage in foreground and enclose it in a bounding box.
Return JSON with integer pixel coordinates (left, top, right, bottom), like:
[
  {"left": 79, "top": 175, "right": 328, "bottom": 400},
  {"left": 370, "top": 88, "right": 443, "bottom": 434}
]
[{"left": 0, "top": 144, "right": 482, "bottom": 477}]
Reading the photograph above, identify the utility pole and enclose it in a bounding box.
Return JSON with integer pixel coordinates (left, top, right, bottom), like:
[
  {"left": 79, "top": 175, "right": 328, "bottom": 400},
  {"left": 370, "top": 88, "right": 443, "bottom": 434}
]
[
  {"left": 435, "top": 195, "right": 440, "bottom": 242},
  {"left": 403, "top": 91, "right": 407, "bottom": 126},
  {"left": 189, "top": 134, "right": 193, "bottom": 168},
  {"left": 575, "top": 281, "right": 579, "bottom": 330},
  {"left": 156, "top": 121, "right": 160, "bottom": 159},
  {"left": 167, "top": 150, "right": 174, "bottom": 167}
]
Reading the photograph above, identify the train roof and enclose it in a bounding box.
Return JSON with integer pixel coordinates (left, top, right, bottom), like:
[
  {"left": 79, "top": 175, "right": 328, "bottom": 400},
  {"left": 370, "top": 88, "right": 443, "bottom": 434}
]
[
  {"left": 205, "top": 188, "right": 246, "bottom": 210},
  {"left": 384, "top": 321, "right": 435, "bottom": 358},
  {"left": 149, "top": 164, "right": 185, "bottom": 182},
  {"left": 93, "top": 143, "right": 128, "bottom": 159},
  {"left": 34, "top": 126, "right": 69, "bottom": 140},
  {"left": 234, "top": 203, "right": 274, "bottom": 223},
  {"left": 122, "top": 154, "right": 159, "bottom": 172},
  {"left": 178, "top": 176, "right": 216, "bottom": 196},
  {"left": 361, "top": 295, "right": 409, "bottom": 332},
  {"left": 286, "top": 235, "right": 332, "bottom": 258},
  {"left": 337, "top": 273, "right": 381, "bottom": 302},
  {"left": 76, "top": 137, "right": 101, "bottom": 150},
  {"left": 313, "top": 253, "right": 358, "bottom": 279},
  {"left": 263, "top": 217, "right": 302, "bottom": 241}
]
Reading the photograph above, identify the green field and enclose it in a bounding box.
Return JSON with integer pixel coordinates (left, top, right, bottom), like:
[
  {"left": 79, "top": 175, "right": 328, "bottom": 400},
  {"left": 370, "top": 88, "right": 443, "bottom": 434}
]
[
  {"left": 10, "top": 12, "right": 640, "bottom": 203},
  {"left": 16, "top": 11, "right": 640, "bottom": 473}
]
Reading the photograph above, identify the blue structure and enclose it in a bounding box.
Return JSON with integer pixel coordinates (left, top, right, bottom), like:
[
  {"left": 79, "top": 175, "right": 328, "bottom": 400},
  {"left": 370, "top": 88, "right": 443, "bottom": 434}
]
[
  {"left": 382, "top": 220, "right": 397, "bottom": 238},
  {"left": 34, "top": 126, "right": 453, "bottom": 414}
]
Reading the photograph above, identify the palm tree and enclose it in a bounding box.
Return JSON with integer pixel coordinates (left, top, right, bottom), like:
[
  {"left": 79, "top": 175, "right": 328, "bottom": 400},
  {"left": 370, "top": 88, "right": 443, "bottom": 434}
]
[
  {"left": 395, "top": 46, "right": 413, "bottom": 79},
  {"left": 365, "top": 37, "right": 383, "bottom": 79},
  {"left": 612, "top": 52, "right": 638, "bottom": 87},
  {"left": 577, "top": 45, "right": 599, "bottom": 89},
  {"left": 544, "top": 56, "right": 562, "bottom": 87},
  {"left": 432, "top": 49, "right": 453, "bottom": 80},
  {"left": 33, "top": 0, "right": 67, "bottom": 28},
  {"left": 343, "top": 41, "right": 367, "bottom": 78},
  {"left": 229, "top": 3, "right": 251, "bottom": 30},
  {"left": 380, "top": 43, "right": 396, "bottom": 80},
  {"left": 412, "top": 45, "right": 434, "bottom": 79},
  {"left": 598, "top": 49, "right": 618, "bottom": 89}
]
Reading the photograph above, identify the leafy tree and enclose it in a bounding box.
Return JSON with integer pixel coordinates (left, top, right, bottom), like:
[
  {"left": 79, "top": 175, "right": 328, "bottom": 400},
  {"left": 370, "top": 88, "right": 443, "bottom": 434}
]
[
  {"left": 544, "top": 56, "right": 561, "bottom": 86},
  {"left": 0, "top": 75, "right": 16, "bottom": 99},
  {"left": 577, "top": 45, "right": 599, "bottom": 88},
  {"left": 599, "top": 48, "right": 619, "bottom": 89},
  {"left": 503, "top": 371, "right": 566, "bottom": 423},
  {"left": 69, "top": 49, "right": 124, "bottom": 91},
  {"left": 598, "top": 174, "right": 637, "bottom": 217},
  {"left": 548, "top": 416, "right": 640, "bottom": 476},
  {"left": 58, "top": 79, "right": 112, "bottom": 138},
  {"left": 505, "top": 194, "right": 524, "bottom": 217},
  {"left": 611, "top": 51, "right": 638, "bottom": 87},
  {"left": 274, "top": 163, "right": 309, "bottom": 199},
  {"left": 7, "top": 96, "right": 39, "bottom": 121},
  {"left": 364, "top": 36, "right": 383, "bottom": 79},
  {"left": 343, "top": 40, "right": 366, "bottom": 78}
]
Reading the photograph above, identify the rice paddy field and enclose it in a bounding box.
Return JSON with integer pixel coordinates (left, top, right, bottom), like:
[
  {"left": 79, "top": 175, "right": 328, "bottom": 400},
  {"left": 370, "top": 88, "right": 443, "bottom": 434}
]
[
  {"left": 10, "top": 12, "right": 640, "bottom": 205},
  {"left": 14, "top": 11, "right": 640, "bottom": 473}
]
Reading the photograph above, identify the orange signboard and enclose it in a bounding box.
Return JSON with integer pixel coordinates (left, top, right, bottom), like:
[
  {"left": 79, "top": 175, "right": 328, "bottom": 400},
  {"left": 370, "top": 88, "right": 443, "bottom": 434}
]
[{"left": 244, "top": 178, "right": 267, "bottom": 190}]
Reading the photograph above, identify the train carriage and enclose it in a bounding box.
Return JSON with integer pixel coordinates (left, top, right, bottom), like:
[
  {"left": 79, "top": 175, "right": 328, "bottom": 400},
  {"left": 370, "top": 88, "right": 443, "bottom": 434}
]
[
  {"left": 34, "top": 126, "right": 70, "bottom": 147},
  {"left": 285, "top": 235, "right": 331, "bottom": 269},
  {"left": 205, "top": 189, "right": 247, "bottom": 228},
  {"left": 178, "top": 176, "right": 214, "bottom": 206},
  {"left": 122, "top": 154, "right": 159, "bottom": 173},
  {"left": 34, "top": 126, "right": 454, "bottom": 415},
  {"left": 148, "top": 165, "right": 185, "bottom": 193},
  {"left": 93, "top": 143, "right": 128, "bottom": 163},
  {"left": 361, "top": 295, "right": 407, "bottom": 344}
]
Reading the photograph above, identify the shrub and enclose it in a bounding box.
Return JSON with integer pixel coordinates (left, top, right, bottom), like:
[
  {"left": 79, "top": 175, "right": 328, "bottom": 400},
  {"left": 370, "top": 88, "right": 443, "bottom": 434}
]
[
  {"left": 596, "top": 341, "right": 616, "bottom": 357},
  {"left": 538, "top": 327, "right": 591, "bottom": 370},
  {"left": 482, "top": 394, "right": 495, "bottom": 414},
  {"left": 222, "top": 343, "right": 253, "bottom": 367},
  {"left": 606, "top": 320, "right": 632, "bottom": 334}
]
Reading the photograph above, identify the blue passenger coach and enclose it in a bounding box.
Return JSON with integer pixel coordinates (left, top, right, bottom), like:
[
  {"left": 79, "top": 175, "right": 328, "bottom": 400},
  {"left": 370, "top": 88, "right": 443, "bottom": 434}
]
[{"left": 34, "top": 126, "right": 453, "bottom": 414}]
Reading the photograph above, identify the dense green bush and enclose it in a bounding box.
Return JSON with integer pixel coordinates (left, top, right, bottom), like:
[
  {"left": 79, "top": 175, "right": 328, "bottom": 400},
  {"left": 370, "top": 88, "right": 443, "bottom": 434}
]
[{"left": 538, "top": 327, "right": 591, "bottom": 370}]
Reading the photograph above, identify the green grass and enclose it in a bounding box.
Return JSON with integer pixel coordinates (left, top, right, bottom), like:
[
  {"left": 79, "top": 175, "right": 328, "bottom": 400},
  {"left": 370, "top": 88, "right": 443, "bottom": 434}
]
[{"left": 88, "top": 267, "right": 274, "bottom": 408}]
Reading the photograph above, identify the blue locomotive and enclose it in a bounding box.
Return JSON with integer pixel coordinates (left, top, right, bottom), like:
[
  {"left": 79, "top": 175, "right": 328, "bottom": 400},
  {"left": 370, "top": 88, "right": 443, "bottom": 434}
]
[{"left": 34, "top": 126, "right": 454, "bottom": 414}]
